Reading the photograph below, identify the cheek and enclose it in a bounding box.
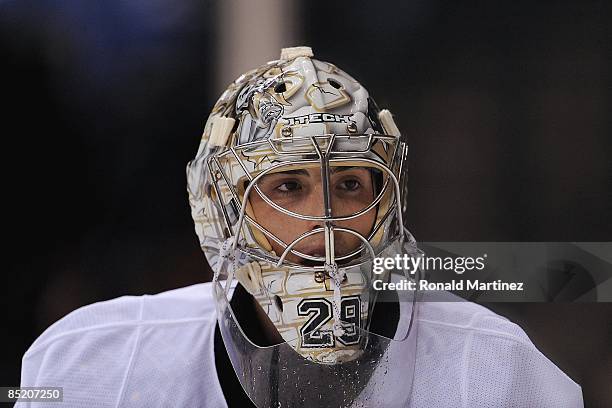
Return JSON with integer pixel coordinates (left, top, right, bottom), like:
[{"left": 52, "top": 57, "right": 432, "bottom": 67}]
[
  {"left": 249, "top": 199, "right": 311, "bottom": 262},
  {"left": 344, "top": 207, "right": 377, "bottom": 236},
  {"left": 250, "top": 196, "right": 300, "bottom": 243},
  {"left": 333, "top": 208, "right": 376, "bottom": 255}
]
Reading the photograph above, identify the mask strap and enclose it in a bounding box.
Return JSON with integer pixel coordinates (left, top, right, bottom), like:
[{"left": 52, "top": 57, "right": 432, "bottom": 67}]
[
  {"left": 325, "top": 262, "right": 347, "bottom": 337},
  {"left": 215, "top": 236, "right": 248, "bottom": 296}
]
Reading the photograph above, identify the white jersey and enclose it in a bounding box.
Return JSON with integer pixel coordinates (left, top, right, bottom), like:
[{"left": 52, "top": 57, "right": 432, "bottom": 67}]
[{"left": 17, "top": 282, "right": 583, "bottom": 407}]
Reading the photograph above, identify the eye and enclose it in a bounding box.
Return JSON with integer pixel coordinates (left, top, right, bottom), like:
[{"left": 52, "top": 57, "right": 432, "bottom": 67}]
[
  {"left": 337, "top": 178, "right": 361, "bottom": 191},
  {"left": 277, "top": 181, "right": 301, "bottom": 193}
]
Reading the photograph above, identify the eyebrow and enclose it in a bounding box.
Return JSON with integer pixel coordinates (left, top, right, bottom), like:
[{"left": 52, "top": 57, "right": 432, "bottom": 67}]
[
  {"left": 331, "top": 166, "right": 361, "bottom": 174},
  {"left": 268, "top": 169, "right": 309, "bottom": 176},
  {"left": 264, "top": 166, "right": 364, "bottom": 178}
]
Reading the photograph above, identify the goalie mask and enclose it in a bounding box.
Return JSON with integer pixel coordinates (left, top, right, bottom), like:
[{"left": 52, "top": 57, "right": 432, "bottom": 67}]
[{"left": 187, "top": 46, "right": 421, "bottom": 407}]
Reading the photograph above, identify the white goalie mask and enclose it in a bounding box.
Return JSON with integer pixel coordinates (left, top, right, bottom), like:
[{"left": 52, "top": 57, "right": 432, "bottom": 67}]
[{"left": 187, "top": 46, "right": 422, "bottom": 407}]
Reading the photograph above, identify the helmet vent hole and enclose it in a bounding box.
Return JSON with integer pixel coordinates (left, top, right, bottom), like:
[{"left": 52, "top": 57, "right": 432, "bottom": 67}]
[
  {"left": 274, "top": 295, "right": 283, "bottom": 312},
  {"left": 274, "top": 82, "right": 287, "bottom": 93},
  {"left": 328, "top": 78, "right": 342, "bottom": 89}
]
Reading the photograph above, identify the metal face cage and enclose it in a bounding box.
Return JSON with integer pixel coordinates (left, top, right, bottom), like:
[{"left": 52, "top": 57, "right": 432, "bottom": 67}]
[{"left": 206, "top": 132, "right": 409, "bottom": 272}]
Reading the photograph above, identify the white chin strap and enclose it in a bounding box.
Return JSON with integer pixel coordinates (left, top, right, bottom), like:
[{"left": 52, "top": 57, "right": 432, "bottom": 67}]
[
  {"left": 325, "top": 262, "right": 347, "bottom": 337},
  {"left": 215, "top": 237, "right": 249, "bottom": 295}
]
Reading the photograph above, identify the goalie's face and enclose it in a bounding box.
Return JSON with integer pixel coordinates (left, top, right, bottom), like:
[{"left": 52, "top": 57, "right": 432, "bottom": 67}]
[{"left": 250, "top": 166, "right": 377, "bottom": 264}]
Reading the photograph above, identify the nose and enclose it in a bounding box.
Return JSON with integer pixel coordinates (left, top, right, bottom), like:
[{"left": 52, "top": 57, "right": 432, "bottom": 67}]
[
  {"left": 302, "top": 183, "right": 326, "bottom": 229},
  {"left": 293, "top": 184, "right": 327, "bottom": 256}
]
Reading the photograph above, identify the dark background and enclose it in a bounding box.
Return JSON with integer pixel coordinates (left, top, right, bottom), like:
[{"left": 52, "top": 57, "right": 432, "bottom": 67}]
[{"left": 2, "top": 0, "right": 611, "bottom": 406}]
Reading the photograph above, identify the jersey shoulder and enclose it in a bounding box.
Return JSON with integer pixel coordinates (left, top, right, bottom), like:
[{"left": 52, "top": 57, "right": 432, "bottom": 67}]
[
  {"left": 19, "top": 282, "right": 225, "bottom": 407},
  {"left": 416, "top": 291, "right": 530, "bottom": 339},
  {"left": 411, "top": 292, "right": 583, "bottom": 407},
  {"left": 26, "top": 282, "right": 216, "bottom": 354}
]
